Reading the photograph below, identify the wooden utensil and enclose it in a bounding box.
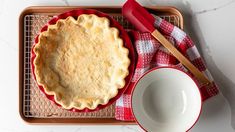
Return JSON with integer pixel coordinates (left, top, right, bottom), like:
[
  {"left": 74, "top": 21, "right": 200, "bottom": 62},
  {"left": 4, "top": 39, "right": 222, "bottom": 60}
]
[{"left": 122, "top": 0, "right": 211, "bottom": 85}]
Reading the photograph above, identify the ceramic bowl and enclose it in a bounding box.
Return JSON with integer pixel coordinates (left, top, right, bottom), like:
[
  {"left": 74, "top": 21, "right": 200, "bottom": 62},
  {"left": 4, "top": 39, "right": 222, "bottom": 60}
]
[{"left": 131, "top": 67, "right": 202, "bottom": 132}]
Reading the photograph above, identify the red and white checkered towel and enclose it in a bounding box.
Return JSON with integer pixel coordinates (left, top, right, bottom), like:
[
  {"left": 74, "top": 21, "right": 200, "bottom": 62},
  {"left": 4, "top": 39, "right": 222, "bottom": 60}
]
[{"left": 115, "top": 15, "right": 219, "bottom": 121}]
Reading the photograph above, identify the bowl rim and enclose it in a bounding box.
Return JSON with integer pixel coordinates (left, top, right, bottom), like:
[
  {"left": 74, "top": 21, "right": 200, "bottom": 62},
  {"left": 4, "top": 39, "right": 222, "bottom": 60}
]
[
  {"left": 131, "top": 66, "right": 202, "bottom": 131},
  {"left": 30, "top": 9, "right": 136, "bottom": 112}
]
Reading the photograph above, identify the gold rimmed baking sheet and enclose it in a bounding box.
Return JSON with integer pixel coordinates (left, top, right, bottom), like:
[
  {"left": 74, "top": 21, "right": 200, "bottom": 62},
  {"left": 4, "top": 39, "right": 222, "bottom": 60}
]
[{"left": 19, "top": 6, "right": 183, "bottom": 124}]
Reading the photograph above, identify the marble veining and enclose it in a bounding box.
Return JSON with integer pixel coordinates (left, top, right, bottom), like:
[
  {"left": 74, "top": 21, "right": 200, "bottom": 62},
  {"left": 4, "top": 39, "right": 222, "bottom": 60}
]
[
  {"left": 194, "top": 0, "right": 235, "bottom": 14},
  {"left": 73, "top": 128, "right": 82, "bottom": 132},
  {"left": 61, "top": 0, "right": 70, "bottom": 6},
  {"left": 121, "top": 126, "right": 142, "bottom": 132}
]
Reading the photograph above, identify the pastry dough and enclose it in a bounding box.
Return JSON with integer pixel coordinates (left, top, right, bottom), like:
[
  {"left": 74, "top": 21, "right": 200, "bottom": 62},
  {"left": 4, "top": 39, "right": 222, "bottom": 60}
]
[{"left": 33, "top": 14, "right": 130, "bottom": 110}]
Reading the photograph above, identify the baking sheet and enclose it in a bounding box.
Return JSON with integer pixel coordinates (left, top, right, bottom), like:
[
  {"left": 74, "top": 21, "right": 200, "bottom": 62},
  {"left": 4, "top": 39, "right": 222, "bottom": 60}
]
[{"left": 19, "top": 6, "right": 183, "bottom": 124}]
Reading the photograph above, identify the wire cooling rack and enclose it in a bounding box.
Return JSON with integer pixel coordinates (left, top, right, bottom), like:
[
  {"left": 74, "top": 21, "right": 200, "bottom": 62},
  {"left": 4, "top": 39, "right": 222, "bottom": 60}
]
[{"left": 22, "top": 13, "right": 180, "bottom": 118}]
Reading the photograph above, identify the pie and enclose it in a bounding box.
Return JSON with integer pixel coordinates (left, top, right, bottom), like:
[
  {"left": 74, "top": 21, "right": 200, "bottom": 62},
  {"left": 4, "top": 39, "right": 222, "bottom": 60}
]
[{"left": 33, "top": 14, "right": 130, "bottom": 110}]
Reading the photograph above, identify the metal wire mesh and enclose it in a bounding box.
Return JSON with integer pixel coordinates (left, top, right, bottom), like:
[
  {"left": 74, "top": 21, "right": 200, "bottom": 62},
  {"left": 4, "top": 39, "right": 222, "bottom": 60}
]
[{"left": 23, "top": 13, "right": 180, "bottom": 118}]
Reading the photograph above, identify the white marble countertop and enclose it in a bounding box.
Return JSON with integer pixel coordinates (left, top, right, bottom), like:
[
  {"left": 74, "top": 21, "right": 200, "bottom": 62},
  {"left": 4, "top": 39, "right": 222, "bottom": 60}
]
[{"left": 0, "top": 0, "right": 235, "bottom": 131}]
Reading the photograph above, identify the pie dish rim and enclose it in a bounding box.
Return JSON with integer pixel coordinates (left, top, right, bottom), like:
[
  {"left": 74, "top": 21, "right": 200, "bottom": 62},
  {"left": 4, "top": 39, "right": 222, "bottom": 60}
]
[{"left": 30, "top": 9, "right": 136, "bottom": 112}]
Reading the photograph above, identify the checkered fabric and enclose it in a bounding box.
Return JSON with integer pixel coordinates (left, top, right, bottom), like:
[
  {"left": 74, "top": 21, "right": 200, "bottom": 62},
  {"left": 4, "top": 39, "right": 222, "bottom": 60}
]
[{"left": 115, "top": 15, "right": 219, "bottom": 121}]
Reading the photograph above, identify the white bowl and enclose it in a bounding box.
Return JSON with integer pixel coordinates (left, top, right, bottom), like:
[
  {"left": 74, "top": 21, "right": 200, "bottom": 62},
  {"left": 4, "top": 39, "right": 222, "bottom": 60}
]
[{"left": 132, "top": 67, "right": 202, "bottom": 132}]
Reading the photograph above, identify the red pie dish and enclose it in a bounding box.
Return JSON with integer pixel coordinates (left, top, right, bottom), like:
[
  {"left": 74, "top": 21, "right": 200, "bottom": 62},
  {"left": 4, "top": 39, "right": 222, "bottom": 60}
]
[{"left": 31, "top": 9, "right": 135, "bottom": 112}]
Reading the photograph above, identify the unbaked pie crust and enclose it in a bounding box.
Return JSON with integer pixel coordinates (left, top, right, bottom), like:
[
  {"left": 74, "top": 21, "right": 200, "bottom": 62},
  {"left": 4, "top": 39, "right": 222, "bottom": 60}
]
[{"left": 33, "top": 14, "right": 130, "bottom": 110}]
